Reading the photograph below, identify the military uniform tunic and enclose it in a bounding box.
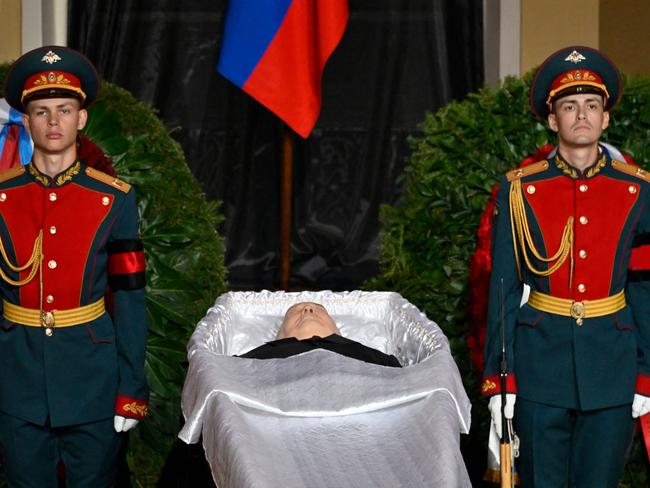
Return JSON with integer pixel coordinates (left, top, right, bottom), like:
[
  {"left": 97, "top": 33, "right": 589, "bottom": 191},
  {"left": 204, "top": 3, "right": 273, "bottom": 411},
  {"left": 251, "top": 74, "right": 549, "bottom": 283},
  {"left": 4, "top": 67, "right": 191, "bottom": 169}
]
[
  {"left": 0, "top": 161, "right": 148, "bottom": 427},
  {"left": 483, "top": 146, "right": 650, "bottom": 409}
]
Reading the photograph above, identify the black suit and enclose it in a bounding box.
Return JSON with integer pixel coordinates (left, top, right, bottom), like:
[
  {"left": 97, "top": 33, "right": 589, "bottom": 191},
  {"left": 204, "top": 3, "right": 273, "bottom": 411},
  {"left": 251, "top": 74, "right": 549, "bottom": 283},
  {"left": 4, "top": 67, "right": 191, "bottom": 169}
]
[{"left": 239, "top": 334, "right": 402, "bottom": 367}]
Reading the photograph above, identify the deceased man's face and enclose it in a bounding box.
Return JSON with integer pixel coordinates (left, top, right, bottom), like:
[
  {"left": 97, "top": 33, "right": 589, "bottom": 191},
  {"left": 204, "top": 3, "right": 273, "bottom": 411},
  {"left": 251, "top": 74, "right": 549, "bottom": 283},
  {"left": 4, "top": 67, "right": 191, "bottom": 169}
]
[{"left": 276, "top": 302, "right": 341, "bottom": 340}]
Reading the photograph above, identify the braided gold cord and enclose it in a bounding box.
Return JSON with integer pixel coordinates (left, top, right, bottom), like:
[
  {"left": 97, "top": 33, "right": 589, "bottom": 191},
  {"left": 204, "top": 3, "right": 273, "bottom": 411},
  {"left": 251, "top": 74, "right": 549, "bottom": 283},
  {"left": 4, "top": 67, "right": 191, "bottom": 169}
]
[
  {"left": 0, "top": 231, "right": 43, "bottom": 287},
  {"left": 509, "top": 178, "right": 574, "bottom": 284}
]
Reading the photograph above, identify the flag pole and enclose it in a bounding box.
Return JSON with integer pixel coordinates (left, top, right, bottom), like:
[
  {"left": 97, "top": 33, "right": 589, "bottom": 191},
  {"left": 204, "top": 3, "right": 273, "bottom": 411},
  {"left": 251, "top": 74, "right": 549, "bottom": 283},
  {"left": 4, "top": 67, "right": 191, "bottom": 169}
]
[{"left": 279, "top": 125, "right": 294, "bottom": 291}]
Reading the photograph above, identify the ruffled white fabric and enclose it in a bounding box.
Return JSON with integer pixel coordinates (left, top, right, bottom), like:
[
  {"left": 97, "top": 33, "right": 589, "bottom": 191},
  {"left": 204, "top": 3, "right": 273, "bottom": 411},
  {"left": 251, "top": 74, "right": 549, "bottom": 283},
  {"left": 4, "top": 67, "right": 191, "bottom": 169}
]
[{"left": 179, "top": 290, "right": 472, "bottom": 487}]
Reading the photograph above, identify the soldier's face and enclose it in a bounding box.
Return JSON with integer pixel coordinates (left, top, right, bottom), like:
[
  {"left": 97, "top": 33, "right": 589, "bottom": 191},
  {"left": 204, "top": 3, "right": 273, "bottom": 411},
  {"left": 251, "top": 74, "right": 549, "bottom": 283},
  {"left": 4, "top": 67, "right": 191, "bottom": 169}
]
[
  {"left": 276, "top": 302, "right": 341, "bottom": 340},
  {"left": 22, "top": 98, "right": 87, "bottom": 156},
  {"left": 548, "top": 94, "right": 609, "bottom": 148}
]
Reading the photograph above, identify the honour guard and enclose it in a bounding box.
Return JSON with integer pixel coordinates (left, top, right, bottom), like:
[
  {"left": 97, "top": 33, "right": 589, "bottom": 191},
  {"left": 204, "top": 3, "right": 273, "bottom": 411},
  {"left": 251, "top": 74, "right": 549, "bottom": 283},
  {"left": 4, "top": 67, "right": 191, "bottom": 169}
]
[
  {"left": 482, "top": 46, "right": 650, "bottom": 487},
  {"left": 0, "top": 46, "right": 148, "bottom": 486}
]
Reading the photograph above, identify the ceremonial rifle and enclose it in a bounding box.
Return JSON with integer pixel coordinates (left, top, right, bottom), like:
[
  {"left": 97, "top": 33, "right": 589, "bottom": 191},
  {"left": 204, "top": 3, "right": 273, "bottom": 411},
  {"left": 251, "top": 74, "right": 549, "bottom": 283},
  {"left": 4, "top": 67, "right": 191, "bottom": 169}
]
[{"left": 499, "top": 279, "right": 515, "bottom": 488}]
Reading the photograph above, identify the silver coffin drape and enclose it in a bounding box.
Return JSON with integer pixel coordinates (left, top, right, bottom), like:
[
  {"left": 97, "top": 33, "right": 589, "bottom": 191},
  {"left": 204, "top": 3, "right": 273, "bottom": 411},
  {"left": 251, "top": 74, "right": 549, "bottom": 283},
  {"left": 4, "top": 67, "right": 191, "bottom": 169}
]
[{"left": 179, "top": 290, "right": 472, "bottom": 487}]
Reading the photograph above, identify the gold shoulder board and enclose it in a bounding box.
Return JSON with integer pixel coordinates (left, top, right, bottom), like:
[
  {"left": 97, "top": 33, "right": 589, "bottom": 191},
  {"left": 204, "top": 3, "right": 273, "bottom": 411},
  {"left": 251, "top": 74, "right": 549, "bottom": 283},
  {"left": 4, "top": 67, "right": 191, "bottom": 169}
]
[
  {"left": 611, "top": 159, "right": 650, "bottom": 184},
  {"left": 0, "top": 166, "right": 26, "bottom": 184},
  {"left": 506, "top": 160, "right": 549, "bottom": 182},
  {"left": 85, "top": 167, "right": 131, "bottom": 193}
]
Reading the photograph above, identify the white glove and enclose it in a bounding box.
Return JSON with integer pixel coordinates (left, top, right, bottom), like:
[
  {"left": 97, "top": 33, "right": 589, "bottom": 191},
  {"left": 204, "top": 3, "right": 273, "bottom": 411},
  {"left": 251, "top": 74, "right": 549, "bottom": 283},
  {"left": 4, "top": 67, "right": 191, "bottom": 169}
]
[
  {"left": 114, "top": 415, "right": 139, "bottom": 432},
  {"left": 632, "top": 394, "right": 650, "bottom": 418},
  {"left": 488, "top": 393, "right": 516, "bottom": 438}
]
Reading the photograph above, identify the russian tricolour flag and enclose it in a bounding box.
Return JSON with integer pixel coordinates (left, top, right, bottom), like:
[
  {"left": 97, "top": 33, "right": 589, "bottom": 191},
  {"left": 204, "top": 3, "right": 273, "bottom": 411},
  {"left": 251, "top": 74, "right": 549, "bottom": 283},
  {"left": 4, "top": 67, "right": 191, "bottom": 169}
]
[
  {"left": 217, "top": 0, "right": 349, "bottom": 138},
  {"left": 0, "top": 98, "right": 33, "bottom": 171}
]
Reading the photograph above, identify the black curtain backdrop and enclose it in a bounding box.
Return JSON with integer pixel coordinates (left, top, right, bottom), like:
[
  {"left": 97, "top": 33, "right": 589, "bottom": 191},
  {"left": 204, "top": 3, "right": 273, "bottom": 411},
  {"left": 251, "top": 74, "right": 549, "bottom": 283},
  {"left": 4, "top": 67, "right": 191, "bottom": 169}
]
[{"left": 68, "top": 0, "right": 484, "bottom": 291}]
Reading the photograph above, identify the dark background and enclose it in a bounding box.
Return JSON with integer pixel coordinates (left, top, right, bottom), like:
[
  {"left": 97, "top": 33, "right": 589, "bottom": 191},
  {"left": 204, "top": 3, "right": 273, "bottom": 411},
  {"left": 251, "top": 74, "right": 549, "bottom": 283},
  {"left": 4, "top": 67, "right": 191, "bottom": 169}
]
[{"left": 68, "top": 0, "right": 484, "bottom": 291}]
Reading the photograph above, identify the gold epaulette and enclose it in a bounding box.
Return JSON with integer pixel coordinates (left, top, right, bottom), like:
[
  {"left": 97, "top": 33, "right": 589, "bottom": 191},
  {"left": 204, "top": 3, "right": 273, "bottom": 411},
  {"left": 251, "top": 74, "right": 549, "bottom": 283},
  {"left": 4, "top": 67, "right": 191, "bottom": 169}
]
[
  {"left": 0, "top": 166, "right": 26, "bottom": 184},
  {"left": 506, "top": 160, "right": 549, "bottom": 182},
  {"left": 611, "top": 159, "right": 650, "bottom": 183},
  {"left": 85, "top": 167, "right": 131, "bottom": 193}
]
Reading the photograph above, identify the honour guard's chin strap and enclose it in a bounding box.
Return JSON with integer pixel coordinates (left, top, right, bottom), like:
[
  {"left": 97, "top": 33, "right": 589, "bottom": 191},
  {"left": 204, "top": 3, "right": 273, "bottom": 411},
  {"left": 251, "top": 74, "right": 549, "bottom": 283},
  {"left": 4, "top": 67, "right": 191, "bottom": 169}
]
[{"left": 509, "top": 178, "right": 574, "bottom": 286}]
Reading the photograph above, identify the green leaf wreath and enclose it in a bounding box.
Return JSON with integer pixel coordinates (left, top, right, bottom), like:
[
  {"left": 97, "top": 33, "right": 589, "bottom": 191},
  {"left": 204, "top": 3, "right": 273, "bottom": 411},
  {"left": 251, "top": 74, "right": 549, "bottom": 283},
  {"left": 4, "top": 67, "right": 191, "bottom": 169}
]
[
  {"left": 367, "top": 72, "right": 650, "bottom": 485},
  {"left": 0, "top": 63, "right": 228, "bottom": 484}
]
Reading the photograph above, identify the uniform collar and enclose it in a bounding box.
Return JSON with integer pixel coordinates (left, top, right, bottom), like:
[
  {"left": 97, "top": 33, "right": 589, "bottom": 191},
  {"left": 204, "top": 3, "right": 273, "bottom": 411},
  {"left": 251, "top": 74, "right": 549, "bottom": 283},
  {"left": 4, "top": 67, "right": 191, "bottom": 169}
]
[
  {"left": 552, "top": 144, "right": 608, "bottom": 180},
  {"left": 27, "top": 160, "right": 82, "bottom": 187}
]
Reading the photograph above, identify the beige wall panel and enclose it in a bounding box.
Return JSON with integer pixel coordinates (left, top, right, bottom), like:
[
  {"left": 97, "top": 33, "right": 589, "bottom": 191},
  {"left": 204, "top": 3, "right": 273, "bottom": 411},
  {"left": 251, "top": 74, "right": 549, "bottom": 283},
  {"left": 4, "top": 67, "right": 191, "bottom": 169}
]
[
  {"left": 0, "top": 0, "right": 21, "bottom": 63},
  {"left": 521, "top": 0, "right": 599, "bottom": 75},
  {"left": 600, "top": 0, "right": 650, "bottom": 77}
]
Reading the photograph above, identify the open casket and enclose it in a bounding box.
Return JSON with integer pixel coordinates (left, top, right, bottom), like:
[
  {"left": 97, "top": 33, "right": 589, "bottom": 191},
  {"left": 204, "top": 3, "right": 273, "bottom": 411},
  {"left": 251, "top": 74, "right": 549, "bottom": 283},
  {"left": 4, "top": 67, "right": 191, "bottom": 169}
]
[{"left": 179, "top": 290, "right": 472, "bottom": 487}]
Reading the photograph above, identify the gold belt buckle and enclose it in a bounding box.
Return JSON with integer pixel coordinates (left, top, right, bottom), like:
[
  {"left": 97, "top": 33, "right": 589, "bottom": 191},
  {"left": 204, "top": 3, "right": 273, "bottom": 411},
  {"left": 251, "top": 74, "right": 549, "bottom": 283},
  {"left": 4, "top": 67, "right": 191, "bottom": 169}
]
[
  {"left": 40, "top": 311, "right": 55, "bottom": 336},
  {"left": 570, "top": 301, "right": 585, "bottom": 326}
]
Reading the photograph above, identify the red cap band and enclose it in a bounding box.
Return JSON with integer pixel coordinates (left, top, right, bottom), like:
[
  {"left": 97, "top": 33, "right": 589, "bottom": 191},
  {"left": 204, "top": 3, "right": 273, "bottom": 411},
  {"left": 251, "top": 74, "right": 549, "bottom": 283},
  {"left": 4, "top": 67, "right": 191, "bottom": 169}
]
[
  {"left": 21, "top": 70, "right": 86, "bottom": 103},
  {"left": 546, "top": 69, "right": 609, "bottom": 106}
]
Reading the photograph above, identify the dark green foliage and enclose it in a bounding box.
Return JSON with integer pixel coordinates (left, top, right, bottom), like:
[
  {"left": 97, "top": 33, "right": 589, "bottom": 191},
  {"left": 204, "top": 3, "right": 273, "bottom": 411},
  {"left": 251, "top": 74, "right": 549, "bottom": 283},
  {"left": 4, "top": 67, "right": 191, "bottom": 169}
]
[
  {"left": 0, "top": 64, "right": 228, "bottom": 485},
  {"left": 367, "top": 72, "right": 650, "bottom": 484}
]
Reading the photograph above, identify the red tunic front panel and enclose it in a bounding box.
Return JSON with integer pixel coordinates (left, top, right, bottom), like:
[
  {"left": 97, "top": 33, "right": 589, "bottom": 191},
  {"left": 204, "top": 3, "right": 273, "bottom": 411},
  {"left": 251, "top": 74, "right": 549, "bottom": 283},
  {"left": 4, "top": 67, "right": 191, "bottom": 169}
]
[
  {"left": 0, "top": 182, "right": 113, "bottom": 309},
  {"left": 522, "top": 176, "right": 573, "bottom": 296},
  {"left": 523, "top": 175, "right": 638, "bottom": 299}
]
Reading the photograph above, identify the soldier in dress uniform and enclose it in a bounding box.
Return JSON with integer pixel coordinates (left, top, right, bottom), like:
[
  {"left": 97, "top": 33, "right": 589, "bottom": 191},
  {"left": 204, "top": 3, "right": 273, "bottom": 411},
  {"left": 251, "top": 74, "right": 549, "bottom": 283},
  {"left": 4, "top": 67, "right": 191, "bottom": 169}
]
[
  {"left": 482, "top": 46, "right": 650, "bottom": 487},
  {"left": 0, "top": 46, "right": 148, "bottom": 486}
]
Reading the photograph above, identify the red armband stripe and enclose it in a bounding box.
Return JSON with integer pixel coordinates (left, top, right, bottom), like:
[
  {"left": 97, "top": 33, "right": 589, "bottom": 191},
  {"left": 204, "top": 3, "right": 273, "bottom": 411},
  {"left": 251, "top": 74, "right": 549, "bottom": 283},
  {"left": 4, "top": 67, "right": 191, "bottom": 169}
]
[
  {"left": 108, "top": 251, "right": 146, "bottom": 275},
  {"left": 115, "top": 395, "right": 149, "bottom": 420},
  {"left": 629, "top": 245, "right": 650, "bottom": 271},
  {"left": 481, "top": 374, "right": 517, "bottom": 396}
]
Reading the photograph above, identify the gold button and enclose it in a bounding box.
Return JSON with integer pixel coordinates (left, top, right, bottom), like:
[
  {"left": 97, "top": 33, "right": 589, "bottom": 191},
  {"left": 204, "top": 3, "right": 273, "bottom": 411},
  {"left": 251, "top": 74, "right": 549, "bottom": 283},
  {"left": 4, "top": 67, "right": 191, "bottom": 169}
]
[
  {"left": 49, "top": 226, "right": 56, "bottom": 235},
  {"left": 46, "top": 295, "right": 54, "bottom": 304},
  {"left": 48, "top": 260, "right": 57, "bottom": 269},
  {"left": 579, "top": 250, "right": 587, "bottom": 259},
  {"left": 579, "top": 184, "right": 588, "bottom": 192},
  {"left": 526, "top": 185, "right": 536, "bottom": 194},
  {"left": 45, "top": 328, "right": 53, "bottom": 337},
  {"left": 102, "top": 196, "right": 110, "bottom": 206},
  {"left": 629, "top": 185, "right": 638, "bottom": 194},
  {"left": 49, "top": 192, "right": 57, "bottom": 202},
  {"left": 578, "top": 283, "right": 586, "bottom": 293},
  {"left": 0, "top": 193, "right": 6, "bottom": 202},
  {"left": 579, "top": 216, "right": 588, "bottom": 225}
]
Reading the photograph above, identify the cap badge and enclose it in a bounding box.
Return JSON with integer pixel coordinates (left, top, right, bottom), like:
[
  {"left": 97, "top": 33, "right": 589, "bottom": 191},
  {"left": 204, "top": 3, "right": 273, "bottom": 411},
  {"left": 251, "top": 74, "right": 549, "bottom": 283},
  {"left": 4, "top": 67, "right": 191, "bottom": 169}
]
[
  {"left": 565, "top": 50, "right": 586, "bottom": 64},
  {"left": 33, "top": 72, "right": 72, "bottom": 87},
  {"left": 560, "top": 70, "right": 596, "bottom": 84},
  {"left": 41, "top": 50, "right": 62, "bottom": 64}
]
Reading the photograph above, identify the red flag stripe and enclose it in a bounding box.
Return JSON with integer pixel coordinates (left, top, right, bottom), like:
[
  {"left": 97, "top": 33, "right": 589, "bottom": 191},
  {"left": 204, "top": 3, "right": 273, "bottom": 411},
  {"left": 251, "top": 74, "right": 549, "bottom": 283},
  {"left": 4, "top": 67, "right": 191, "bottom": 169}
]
[
  {"left": 0, "top": 125, "right": 21, "bottom": 172},
  {"left": 243, "top": 0, "right": 348, "bottom": 138}
]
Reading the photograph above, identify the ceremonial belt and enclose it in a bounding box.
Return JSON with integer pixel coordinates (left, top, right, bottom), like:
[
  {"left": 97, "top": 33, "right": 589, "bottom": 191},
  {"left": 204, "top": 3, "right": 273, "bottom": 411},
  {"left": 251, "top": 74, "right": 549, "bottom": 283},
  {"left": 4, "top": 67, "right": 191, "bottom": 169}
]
[
  {"left": 528, "top": 290, "right": 625, "bottom": 325},
  {"left": 3, "top": 298, "right": 105, "bottom": 335}
]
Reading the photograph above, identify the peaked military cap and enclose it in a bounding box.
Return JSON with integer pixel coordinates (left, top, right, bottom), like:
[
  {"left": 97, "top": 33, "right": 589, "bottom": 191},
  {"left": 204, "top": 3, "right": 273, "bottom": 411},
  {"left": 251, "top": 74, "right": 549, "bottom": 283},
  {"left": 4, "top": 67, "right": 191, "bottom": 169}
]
[
  {"left": 530, "top": 45, "right": 621, "bottom": 119},
  {"left": 3, "top": 45, "right": 99, "bottom": 113}
]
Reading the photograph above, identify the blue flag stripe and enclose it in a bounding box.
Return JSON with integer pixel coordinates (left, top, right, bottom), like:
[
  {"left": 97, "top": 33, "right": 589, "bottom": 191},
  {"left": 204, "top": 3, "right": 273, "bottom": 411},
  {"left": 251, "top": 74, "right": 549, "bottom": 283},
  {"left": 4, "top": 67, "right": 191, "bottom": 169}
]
[{"left": 217, "top": 0, "right": 293, "bottom": 87}]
